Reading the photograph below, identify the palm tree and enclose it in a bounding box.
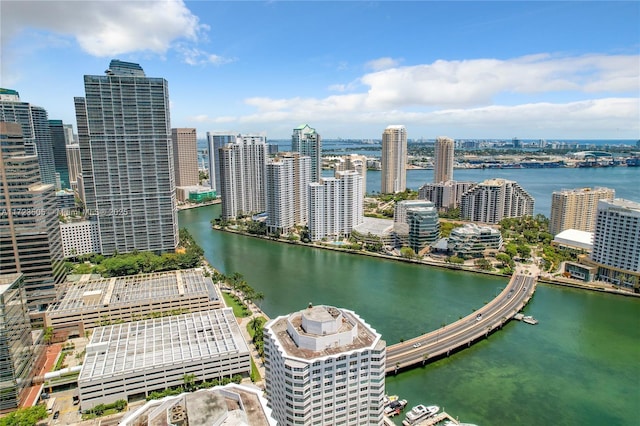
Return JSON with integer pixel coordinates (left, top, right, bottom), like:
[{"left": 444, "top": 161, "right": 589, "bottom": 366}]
[
  {"left": 252, "top": 291, "right": 264, "bottom": 308},
  {"left": 422, "top": 353, "right": 429, "bottom": 366},
  {"left": 249, "top": 317, "right": 264, "bottom": 339},
  {"left": 229, "top": 272, "right": 244, "bottom": 290}
]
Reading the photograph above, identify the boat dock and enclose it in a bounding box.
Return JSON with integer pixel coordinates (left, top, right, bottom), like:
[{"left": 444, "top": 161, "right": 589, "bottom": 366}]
[{"left": 416, "top": 411, "right": 456, "bottom": 425}]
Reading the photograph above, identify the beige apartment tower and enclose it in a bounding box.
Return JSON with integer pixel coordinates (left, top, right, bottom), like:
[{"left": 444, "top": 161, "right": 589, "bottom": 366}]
[
  {"left": 171, "top": 128, "right": 199, "bottom": 187},
  {"left": 381, "top": 125, "right": 407, "bottom": 194},
  {"left": 434, "top": 136, "right": 454, "bottom": 183},
  {"left": 549, "top": 187, "right": 615, "bottom": 236}
]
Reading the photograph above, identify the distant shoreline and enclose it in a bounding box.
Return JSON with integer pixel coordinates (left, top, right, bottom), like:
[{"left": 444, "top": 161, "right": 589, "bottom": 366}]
[
  {"left": 207, "top": 224, "right": 638, "bottom": 298},
  {"left": 177, "top": 199, "right": 221, "bottom": 211}
]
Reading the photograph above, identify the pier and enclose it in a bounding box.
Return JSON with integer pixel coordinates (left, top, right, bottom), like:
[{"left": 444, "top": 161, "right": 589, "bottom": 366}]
[{"left": 386, "top": 268, "right": 537, "bottom": 374}]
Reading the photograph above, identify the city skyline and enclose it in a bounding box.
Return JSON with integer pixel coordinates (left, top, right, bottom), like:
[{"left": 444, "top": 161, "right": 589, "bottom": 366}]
[{"left": 2, "top": 1, "right": 639, "bottom": 140}]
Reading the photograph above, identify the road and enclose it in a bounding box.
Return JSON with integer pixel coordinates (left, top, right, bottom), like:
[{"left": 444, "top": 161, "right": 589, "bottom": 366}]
[{"left": 386, "top": 269, "right": 537, "bottom": 374}]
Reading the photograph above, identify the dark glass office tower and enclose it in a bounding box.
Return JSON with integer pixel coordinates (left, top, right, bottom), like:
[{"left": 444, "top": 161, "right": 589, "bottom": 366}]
[{"left": 74, "top": 60, "right": 178, "bottom": 255}]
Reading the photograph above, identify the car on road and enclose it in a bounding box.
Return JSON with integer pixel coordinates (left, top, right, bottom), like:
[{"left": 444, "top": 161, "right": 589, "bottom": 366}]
[
  {"left": 476, "top": 313, "right": 482, "bottom": 321},
  {"left": 53, "top": 411, "right": 60, "bottom": 420},
  {"left": 412, "top": 342, "right": 421, "bottom": 348}
]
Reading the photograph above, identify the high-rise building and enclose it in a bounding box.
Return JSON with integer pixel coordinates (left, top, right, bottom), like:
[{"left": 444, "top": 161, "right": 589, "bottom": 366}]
[
  {"left": 335, "top": 154, "right": 368, "bottom": 195},
  {"left": 549, "top": 187, "right": 615, "bottom": 236},
  {"left": 65, "top": 143, "right": 82, "bottom": 192},
  {"left": 308, "top": 170, "right": 363, "bottom": 241},
  {"left": 434, "top": 136, "right": 454, "bottom": 183},
  {"left": 218, "top": 135, "right": 267, "bottom": 220},
  {"left": 460, "top": 178, "right": 534, "bottom": 224},
  {"left": 206, "top": 132, "right": 237, "bottom": 192},
  {"left": 264, "top": 304, "right": 386, "bottom": 425},
  {"left": 171, "top": 128, "right": 199, "bottom": 187},
  {"left": 0, "top": 122, "right": 65, "bottom": 312},
  {"left": 418, "top": 180, "right": 476, "bottom": 211},
  {"left": 48, "top": 120, "right": 70, "bottom": 189},
  {"left": 265, "top": 153, "right": 311, "bottom": 234},
  {"left": 381, "top": 125, "right": 407, "bottom": 194},
  {"left": 0, "top": 273, "right": 40, "bottom": 412},
  {"left": 74, "top": 60, "right": 178, "bottom": 255},
  {"left": 0, "top": 88, "right": 56, "bottom": 186},
  {"left": 590, "top": 199, "right": 640, "bottom": 290},
  {"left": 292, "top": 124, "right": 322, "bottom": 183}
]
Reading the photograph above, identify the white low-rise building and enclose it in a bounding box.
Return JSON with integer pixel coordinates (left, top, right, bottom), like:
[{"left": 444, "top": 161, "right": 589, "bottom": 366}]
[
  {"left": 59, "top": 220, "right": 101, "bottom": 257},
  {"left": 552, "top": 229, "right": 593, "bottom": 251},
  {"left": 78, "top": 308, "right": 251, "bottom": 410},
  {"left": 120, "top": 384, "right": 277, "bottom": 426},
  {"left": 264, "top": 304, "right": 386, "bottom": 426}
]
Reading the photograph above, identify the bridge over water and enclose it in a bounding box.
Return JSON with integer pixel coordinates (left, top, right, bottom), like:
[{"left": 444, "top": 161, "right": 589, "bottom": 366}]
[{"left": 385, "top": 268, "right": 537, "bottom": 374}]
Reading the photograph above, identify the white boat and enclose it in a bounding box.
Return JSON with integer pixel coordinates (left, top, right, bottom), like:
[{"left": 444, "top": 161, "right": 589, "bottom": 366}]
[
  {"left": 384, "top": 399, "right": 407, "bottom": 415},
  {"left": 383, "top": 394, "right": 399, "bottom": 407},
  {"left": 402, "top": 404, "right": 439, "bottom": 425},
  {"left": 523, "top": 315, "right": 538, "bottom": 325}
]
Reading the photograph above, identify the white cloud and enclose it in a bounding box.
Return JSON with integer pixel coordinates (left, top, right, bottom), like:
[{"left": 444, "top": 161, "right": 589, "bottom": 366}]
[
  {"left": 365, "top": 57, "right": 402, "bottom": 71},
  {"left": 1, "top": 0, "right": 226, "bottom": 61},
  {"left": 188, "top": 53, "right": 638, "bottom": 137},
  {"left": 359, "top": 54, "right": 639, "bottom": 109},
  {"left": 176, "top": 45, "right": 235, "bottom": 66},
  {"left": 186, "top": 97, "right": 638, "bottom": 139}
]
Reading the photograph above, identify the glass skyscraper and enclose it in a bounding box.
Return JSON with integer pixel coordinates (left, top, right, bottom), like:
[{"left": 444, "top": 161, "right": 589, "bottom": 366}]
[
  {"left": 292, "top": 124, "right": 322, "bottom": 183},
  {"left": 0, "top": 273, "right": 39, "bottom": 412},
  {"left": 0, "top": 88, "right": 57, "bottom": 186},
  {"left": 49, "top": 119, "right": 70, "bottom": 189},
  {"left": 0, "top": 122, "right": 65, "bottom": 312},
  {"left": 206, "top": 131, "right": 238, "bottom": 192},
  {"left": 74, "top": 60, "right": 178, "bottom": 255}
]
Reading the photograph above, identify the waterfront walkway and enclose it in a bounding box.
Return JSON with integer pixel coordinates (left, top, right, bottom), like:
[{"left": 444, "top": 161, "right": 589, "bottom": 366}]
[
  {"left": 386, "top": 267, "right": 537, "bottom": 374},
  {"left": 237, "top": 303, "right": 269, "bottom": 388}
]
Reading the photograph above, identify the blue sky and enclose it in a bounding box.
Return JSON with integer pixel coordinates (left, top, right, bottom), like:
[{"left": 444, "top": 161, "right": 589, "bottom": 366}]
[{"left": 2, "top": 1, "right": 639, "bottom": 140}]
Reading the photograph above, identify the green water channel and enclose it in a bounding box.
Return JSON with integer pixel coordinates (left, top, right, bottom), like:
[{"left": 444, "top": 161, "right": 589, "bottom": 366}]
[{"left": 179, "top": 204, "right": 640, "bottom": 426}]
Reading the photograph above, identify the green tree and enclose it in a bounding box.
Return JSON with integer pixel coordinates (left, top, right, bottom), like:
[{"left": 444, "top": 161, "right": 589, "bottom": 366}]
[
  {"left": 439, "top": 207, "right": 461, "bottom": 219},
  {"left": 496, "top": 253, "right": 513, "bottom": 267},
  {"left": 516, "top": 244, "right": 531, "bottom": 258},
  {"left": 43, "top": 326, "right": 54, "bottom": 344},
  {"left": 183, "top": 373, "right": 196, "bottom": 392},
  {"left": 400, "top": 246, "right": 417, "bottom": 259},
  {"left": 0, "top": 405, "right": 47, "bottom": 426},
  {"left": 474, "top": 258, "right": 493, "bottom": 271},
  {"left": 504, "top": 243, "right": 518, "bottom": 258}
]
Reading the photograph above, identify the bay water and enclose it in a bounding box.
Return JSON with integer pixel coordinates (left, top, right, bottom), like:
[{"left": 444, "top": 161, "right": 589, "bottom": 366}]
[{"left": 178, "top": 200, "right": 639, "bottom": 425}]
